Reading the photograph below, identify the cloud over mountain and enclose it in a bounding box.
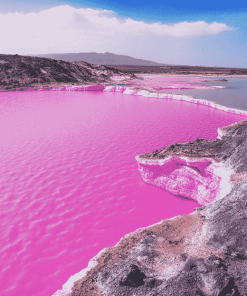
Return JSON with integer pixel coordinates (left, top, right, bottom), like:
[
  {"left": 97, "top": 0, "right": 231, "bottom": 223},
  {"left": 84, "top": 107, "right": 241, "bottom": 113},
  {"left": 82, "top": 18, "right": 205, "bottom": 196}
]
[{"left": 0, "top": 5, "right": 232, "bottom": 55}]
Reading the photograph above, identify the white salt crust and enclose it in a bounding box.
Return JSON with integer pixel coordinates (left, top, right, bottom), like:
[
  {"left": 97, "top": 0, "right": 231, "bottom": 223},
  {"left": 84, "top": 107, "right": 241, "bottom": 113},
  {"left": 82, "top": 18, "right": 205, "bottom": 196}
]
[{"left": 39, "top": 84, "right": 247, "bottom": 117}]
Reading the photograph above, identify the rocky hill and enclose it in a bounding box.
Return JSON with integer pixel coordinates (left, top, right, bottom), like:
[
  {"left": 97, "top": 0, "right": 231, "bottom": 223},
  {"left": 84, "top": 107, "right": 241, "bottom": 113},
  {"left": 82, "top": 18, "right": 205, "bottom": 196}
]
[{"left": 0, "top": 54, "right": 132, "bottom": 91}]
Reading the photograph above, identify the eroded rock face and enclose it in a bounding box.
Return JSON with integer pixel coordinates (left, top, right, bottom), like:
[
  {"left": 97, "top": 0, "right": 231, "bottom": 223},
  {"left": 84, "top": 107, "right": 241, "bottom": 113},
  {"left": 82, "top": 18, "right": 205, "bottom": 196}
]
[{"left": 69, "top": 120, "right": 247, "bottom": 296}]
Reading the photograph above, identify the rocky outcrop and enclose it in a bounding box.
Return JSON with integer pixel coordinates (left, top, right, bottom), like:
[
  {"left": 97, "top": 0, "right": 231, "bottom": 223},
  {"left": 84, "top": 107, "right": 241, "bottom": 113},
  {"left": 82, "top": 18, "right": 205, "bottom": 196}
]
[
  {"left": 0, "top": 54, "right": 134, "bottom": 91},
  {"left": 135, "top": 121, "right": 247, "bottom": 206},
  {"left": 59, "top": 120, "right": 247, "bottom": 296}
]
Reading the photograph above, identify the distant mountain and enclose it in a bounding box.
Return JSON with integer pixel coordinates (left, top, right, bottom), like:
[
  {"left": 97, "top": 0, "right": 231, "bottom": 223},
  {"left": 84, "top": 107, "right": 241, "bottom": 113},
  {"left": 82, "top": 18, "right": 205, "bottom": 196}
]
[{"left": 36, "top": 52, "right": 168, "bottom": 66}]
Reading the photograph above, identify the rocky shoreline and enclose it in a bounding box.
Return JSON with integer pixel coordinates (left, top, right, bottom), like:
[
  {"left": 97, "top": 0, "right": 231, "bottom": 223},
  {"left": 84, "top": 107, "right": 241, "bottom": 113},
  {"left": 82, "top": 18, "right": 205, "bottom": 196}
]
[
  {"left": 53, "top": 119, "right": 247, "bottom": 296},
  {"left": 51, "top": 89, "right": 247, "bottom": 295}
]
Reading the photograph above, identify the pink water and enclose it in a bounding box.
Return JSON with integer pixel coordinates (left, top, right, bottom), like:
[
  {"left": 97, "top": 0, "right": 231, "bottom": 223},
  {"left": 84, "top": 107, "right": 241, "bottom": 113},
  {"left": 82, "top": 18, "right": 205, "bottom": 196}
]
[{"left": 0, "top": 90, "right": 246, "bottom": 296}]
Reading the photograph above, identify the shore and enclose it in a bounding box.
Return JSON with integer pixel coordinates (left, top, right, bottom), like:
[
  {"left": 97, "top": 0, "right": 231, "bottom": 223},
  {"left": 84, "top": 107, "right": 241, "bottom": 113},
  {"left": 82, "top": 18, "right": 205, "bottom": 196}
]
[
  {"left": 1, "top": 54, "right": 247, "bottom": 92},
  {"left": 53, "top": 118, "right": 247, "bottom": 296},
  {"left": 42, "top": 76, "right": 247, "bottom": 296},
  {"left": 4, "top": 81, "right": 246, "bottom": 117}
]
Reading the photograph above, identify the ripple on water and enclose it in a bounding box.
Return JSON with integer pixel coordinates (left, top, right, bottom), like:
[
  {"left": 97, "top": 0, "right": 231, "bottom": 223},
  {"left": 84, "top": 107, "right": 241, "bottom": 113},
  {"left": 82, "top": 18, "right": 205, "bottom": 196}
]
[{"left": 0, "top": 90, "right": 246, "bottom": 296}]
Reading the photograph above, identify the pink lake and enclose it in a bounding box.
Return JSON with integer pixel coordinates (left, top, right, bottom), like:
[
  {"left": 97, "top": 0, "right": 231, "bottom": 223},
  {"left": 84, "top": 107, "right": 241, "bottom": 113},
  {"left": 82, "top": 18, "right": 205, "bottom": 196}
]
[{"left": 0, "top": 90, "right": 246, "bottom": 296}]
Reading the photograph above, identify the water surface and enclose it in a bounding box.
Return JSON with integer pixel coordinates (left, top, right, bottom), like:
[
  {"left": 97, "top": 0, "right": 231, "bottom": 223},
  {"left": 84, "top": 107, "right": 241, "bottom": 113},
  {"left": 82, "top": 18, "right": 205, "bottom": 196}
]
[
  {"left": 165, "top": 76, "right": 247, "bottom": 111},
  {"left": 0, "top": 90, "right": 246, "bottom": 296}
]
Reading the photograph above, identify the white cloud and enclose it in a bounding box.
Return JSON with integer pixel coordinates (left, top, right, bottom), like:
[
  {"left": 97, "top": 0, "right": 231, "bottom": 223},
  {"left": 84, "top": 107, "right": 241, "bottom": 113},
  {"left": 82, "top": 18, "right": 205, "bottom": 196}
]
[{"left": 0, "top": 5, "right": 232, "bottom": 55}]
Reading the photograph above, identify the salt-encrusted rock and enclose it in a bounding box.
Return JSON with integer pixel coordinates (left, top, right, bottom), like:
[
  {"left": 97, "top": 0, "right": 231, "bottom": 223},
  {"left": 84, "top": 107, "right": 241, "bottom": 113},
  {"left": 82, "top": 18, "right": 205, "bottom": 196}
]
[
  {"left": 136, "top": 155, "right": 229, "bottom": 206},
  {"left": 61, "top": 120, "right": 247, "bottom": 296},
  {"left": 135, "top": 121, "right": 244, "bottom": 206}
]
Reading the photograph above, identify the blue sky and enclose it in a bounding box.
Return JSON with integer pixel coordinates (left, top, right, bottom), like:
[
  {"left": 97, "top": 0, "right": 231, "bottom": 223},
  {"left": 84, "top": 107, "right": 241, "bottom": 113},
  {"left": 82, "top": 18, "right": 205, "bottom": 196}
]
[{"left": 1, "top": 0, "right": 247, "bottom": 67}]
